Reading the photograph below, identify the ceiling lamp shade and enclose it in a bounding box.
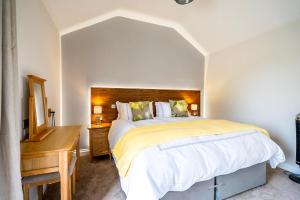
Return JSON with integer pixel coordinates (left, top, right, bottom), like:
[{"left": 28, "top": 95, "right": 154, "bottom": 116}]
[{"left": 175, "top": 0, "right": 194, "bottom": 5}]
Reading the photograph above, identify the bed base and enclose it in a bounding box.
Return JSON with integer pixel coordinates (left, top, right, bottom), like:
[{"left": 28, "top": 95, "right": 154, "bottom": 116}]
[
  {"left": 162, "top": 178, "right": 214, "bottom": 200},
  {"left": 162, "top": 162, "right": 266, "bottom": 200}
]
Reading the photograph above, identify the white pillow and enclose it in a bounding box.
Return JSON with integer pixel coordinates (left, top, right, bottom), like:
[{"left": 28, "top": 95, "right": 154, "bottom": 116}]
[
  {"left": 116, "top": 101, "right": 132, "bottom": 120},
  {"left": 155, "top": 102, "right": 162, "bottom": 117},
  {"left": 155, "top": 102, "right": 171, "bottom": 118},
  {"left": 116, "top": 101, "right": 154, "bottom": 120}
]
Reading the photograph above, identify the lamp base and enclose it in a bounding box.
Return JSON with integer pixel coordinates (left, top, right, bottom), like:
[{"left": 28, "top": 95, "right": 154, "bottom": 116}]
[
  {"left": 95, "top": 116, "right": 102, "bottom": 125},
  {"left": 289, "top": 173, "right": 300, "bottom": 184}
]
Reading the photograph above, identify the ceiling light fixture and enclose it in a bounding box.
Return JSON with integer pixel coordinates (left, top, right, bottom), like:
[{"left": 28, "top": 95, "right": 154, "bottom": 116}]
[{"left": 175, "top": 0, "right": 194, "bottom": 5}]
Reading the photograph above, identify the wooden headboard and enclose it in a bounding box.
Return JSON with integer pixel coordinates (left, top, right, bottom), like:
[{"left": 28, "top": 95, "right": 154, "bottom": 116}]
[{"left": 91, "top": 87, "right": 201, "bottom": 124}]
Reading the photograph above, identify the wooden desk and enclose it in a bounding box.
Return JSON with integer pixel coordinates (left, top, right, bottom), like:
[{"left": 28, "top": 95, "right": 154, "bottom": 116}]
[{"left": 21, "top": 126, "right": 81, "bottom": 200}]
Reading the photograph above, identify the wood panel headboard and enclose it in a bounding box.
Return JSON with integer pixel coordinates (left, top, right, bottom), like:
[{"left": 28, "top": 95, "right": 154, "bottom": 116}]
[{"left": 91, "top": 87, "right": 201, "bottom": 124}]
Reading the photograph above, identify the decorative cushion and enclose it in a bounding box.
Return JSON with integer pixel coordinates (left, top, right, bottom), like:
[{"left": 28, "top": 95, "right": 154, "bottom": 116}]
[
  {"left": 129, "top": 101, "right": 153, "bottom": 121},
  {"left": 169, "top": 100, "right": 189, "bottom": 117}
]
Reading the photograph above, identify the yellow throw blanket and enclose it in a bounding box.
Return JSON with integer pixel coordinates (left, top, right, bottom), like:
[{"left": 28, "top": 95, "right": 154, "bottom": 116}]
[{"left": 112, "top": 119, "right": 269, "bottom": 177}]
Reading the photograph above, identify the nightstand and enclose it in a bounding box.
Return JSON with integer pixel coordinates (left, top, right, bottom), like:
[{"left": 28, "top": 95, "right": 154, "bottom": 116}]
[{"left": 88, "top": 123, "right": 112, "bottom": 161}]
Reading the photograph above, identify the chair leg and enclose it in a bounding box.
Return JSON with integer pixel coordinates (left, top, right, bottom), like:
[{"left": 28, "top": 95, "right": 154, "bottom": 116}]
[
  {"left": 38, "top": 185, "right": 43, "bottom": 200},
  {"left": 23, "top": 184, "right": 30, "bottom": 200},
  {"left": 72, "top": 172, "right": 76, "bottom": 198}
]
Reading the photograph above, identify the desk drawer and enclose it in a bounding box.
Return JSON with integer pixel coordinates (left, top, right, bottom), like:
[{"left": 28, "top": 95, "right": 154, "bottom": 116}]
[{"left": 21, "top": 154, "right": 59, "bottom": 175}]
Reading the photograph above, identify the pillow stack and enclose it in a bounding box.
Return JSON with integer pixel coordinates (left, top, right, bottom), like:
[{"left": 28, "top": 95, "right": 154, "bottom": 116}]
[{"left": 116, "top": 100, "right": 190, "bottom": 121}]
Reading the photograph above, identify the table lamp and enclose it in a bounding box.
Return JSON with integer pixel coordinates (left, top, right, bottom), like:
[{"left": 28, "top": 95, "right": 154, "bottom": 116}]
[
  {"left": 191, "top": 104, "right": 198, "bottom": 116},
  {"left": 94, "top": 105, "right": 102, "bottom": 125}
]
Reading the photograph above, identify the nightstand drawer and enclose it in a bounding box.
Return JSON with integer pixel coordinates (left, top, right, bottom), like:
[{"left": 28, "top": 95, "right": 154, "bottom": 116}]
[
  {"left": 93, "top": 143, "right": 109, "bottom": 156},
  {"left": 93, "top": 136, "right": 108, "bottom": 152},
  {"left": 91, "top": 128, "right": 109, "bottom": 135},
  {"left": 92, "top": 130, "right": 108, "bottom": 139}
]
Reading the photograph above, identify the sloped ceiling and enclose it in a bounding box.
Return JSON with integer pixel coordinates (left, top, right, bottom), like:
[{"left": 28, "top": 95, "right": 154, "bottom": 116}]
[{"left": 42, "top": 0, "right": 300, "bottom": 53}]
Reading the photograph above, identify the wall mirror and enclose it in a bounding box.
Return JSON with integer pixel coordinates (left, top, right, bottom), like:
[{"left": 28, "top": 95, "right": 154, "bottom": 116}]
[{"left": 28, "top": 75, "right": 54, "bottom": 141}]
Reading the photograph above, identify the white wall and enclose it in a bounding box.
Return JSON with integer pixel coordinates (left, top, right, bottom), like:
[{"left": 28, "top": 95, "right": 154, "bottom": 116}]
[
  {"left": 206, "top": 20, "right": 300, "bottom": 173},
  {"left": 16, "top": 0, "right": 61, "bottom": 199},
  {"left": 62, "top": 17, "right": 205, "bottom": 148},
  {"left": 17, "top": 0, "right": 61, "bottom": 138}
]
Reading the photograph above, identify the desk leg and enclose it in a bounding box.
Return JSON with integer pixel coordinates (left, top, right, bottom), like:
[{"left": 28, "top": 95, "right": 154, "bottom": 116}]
[
  {"left": 76, "top": 138, "right": 80, "bottom": 181},
  {"left": 59, "top": 151, "right": 70, "bottom": 200}
]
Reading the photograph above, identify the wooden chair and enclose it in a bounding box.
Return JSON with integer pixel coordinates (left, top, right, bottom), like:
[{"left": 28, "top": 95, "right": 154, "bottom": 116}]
[{"left": 22, "top": 153, "right": 77, "bottom": 200}]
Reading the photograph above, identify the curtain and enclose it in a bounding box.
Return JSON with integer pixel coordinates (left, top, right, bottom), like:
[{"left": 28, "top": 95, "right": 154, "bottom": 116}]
[{"left": 0, "top": 0, "right": 23, "bottom": 199}]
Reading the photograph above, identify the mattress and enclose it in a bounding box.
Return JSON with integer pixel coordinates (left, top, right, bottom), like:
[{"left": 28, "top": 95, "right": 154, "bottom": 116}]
[{"left": 108, "top": 117, "right": 285, "bottom": 200}]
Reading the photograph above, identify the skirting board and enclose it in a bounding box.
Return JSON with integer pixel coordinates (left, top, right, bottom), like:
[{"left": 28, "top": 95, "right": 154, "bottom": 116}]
[{"left": 278, "top": 163, "right": 300, "bottom": 174}]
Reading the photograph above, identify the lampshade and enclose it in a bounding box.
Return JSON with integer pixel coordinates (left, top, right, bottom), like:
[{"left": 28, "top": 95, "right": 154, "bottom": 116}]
[
  {"left": 191, "top": 104, "right": 198, "bottom": 111},
  {"left": 94, "top": 105, "right": 102, "bottom": 114}
]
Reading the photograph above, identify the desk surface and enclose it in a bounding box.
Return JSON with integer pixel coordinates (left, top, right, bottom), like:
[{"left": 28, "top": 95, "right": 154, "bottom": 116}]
[{"left": 21, "top": 126, "right": 81, "bottom": 155}]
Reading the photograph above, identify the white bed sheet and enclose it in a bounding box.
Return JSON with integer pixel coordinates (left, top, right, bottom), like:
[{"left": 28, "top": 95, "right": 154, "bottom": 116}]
[{"left": 108, "top": 117, "right": 285, "bottom": 200}]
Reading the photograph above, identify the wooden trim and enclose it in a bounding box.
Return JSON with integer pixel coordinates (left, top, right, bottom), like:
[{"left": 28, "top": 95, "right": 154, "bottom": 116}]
[{"left": 91, "top": 87, "right": 201, "bottom": 123}]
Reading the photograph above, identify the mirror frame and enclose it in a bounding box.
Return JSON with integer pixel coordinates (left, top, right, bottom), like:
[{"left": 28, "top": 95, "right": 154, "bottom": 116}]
[{"left": 28, "top": 75, "right": 54, "bottom": 141}]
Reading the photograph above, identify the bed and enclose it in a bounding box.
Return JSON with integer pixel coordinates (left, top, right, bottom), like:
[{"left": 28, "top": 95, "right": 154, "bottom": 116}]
[
  {"left": 90, "top": 87, "right": 285, "bottom": 200},
  {"left": 109, "top": 117, "right": 284, "bottom": 200}
]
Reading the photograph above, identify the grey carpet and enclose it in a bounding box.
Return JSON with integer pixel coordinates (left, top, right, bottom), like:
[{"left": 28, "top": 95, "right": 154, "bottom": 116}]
[{"left": 44, "top": 156, "right": 300, "bottom": 200}]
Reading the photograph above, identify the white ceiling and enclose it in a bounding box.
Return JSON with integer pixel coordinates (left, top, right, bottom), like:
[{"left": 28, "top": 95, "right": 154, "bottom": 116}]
[{"left": 42, "top": 0, "right": 300, "bottom": 53}]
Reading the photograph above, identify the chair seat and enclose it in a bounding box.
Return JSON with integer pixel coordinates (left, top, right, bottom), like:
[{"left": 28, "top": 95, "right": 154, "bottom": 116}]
[{"left": 22, "top": 172, "right": 59, "bottom": 185}]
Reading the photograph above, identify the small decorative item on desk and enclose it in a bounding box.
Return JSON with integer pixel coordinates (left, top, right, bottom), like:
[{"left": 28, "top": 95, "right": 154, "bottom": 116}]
[
  {"left": 88, "top": 123, "right": 112, "bottom": 161},
  {"left": 191, "top": 104, "right": 198, "bottom": 116},
  {"left": 93, "top": 105, "right": 102, "bottom": 125}
]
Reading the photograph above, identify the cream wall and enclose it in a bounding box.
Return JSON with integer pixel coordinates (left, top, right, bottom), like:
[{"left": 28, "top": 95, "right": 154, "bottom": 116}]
[
  {"left": 206, "top": 20, "right": 300, "bottom": 173},
  {"left": 62, "top": 17, "right": 205, "bottom": 148},
  {"left": 17, "top": 0, "right": 61, "bottom": 138}
]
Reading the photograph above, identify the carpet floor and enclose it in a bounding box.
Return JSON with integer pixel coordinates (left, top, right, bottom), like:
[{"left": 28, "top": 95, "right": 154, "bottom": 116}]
[{"left": 44, "top": 156, "right": 300, "bottom": 200}]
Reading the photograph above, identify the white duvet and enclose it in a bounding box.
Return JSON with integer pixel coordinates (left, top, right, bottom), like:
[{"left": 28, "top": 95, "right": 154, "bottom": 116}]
[{"left": 108, "top": 117, "right": 285, "bottom": 200}]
